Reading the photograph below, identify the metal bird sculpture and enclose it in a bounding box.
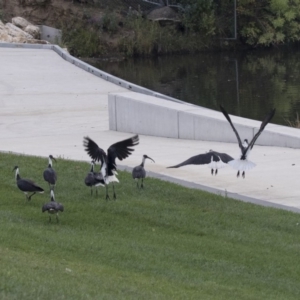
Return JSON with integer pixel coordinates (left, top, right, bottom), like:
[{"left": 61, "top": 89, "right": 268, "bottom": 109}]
[
  {"left": 83, "top": 134, "right": 139, "bottom": 199},
  {"left": 220, "top": 105, "right": 276, "bottom": 178},
  {"left": 167, "top": 150, "right": 234, "bottom": 175},
  {"left": 42, "top": 190, "right": 64, "bottom": 222},
  {"left": 13, "top": 166, "right": 44, "bottom": 201},
  {"left": 132, "top": 154, "right": 155, "bottom": 188},
  {"left": 43, "top": 155, "right": 57, "bottom": 190},
  {"left": 84, "top": 161, "right": 105, "bottom": 196}
]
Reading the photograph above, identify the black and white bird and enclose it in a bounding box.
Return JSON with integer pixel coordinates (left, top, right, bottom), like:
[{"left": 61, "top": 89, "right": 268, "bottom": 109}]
[
  {"left": 167, "top": 150, "right": 234, "bottom": 175},
  {"left": 84, "top": 160, "right": 105, "bottom": 196},
  {"left": 83, "top": 135, "right": 139, "bottom": 199},
  {"left": 13, "top": 166, "right": 44, "bottom": 201},
  {"left": 42, "top": 190, "right": 64, "bottom": 222},
  {"left": 43, "top": 155, "right": 57, "bottom": 190},
  {"left": 132, "top": 154, "right": 155, "bottom": 188},
  {"left": 220, "top": 105, "right": 276, "bottom": 178}
]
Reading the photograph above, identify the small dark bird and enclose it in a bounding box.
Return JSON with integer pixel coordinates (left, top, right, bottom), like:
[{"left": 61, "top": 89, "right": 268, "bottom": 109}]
[
  {"left": 220, "top": 105, "right": 276, "bottom": 178},
  {"left": 132, "top": 154, "right": 155, "bottom": 188},
  {"left": 13, "top": 166, "right": 44, "bottom": 201},
  {"left": 83, "top": 134, "right": 139, "bottom": 200},
  {"left": 84, "top": 161, "right": 105, "bottom": 196},
  {"left": 167, "top": 150, "right": 234, "bottom": 175},
  {"left": 43, "top": 155, "right": 57, "bottom": 190},
  {"left": 42, "top": 190, "right": 64, "bottom": 222}
]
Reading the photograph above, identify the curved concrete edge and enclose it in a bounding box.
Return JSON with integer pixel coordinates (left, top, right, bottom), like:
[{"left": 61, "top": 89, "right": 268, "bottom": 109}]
[
  {"left": 3, "top": 150, "right": 299, "bottom": 214},
  {"left": 118, "top": 165, "right": 300, "bottom": 214},
  {"left": 0, "top": 42, "right": 188, "bottom": 105},
  {"left": 108, "top": 92, "right": 300, "bottom": 148}
]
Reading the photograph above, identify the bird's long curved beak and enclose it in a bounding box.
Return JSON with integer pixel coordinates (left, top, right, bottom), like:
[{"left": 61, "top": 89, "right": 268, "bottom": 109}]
[{"left": 146, "top": 156, "right": 155, "bottom": 163}]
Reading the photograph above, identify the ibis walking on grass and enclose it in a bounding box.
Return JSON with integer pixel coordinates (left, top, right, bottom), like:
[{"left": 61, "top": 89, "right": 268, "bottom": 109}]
[
  {"left": 42, "top": 190, "right": 64, "bottom": 222},
  {"left": 43, "top": 155, "right": 57, "bottom": 190},
  {"left": 83, "top": 134, "right": 139, "bottom": 199},
  {"left": 13, "top": 166, "right": 44, "bottom": 201},
  {"left": 132, "top": 154, "right": 155, "bottom": 188},
  {"left": 167, "top": 150, "right": 234, "bottom": 175},
  {"left": 84, "top": 160, "right": 105, "bottom": 196},
  {"left": 220, "top": 105, "right": 276, "bottom": 178}
]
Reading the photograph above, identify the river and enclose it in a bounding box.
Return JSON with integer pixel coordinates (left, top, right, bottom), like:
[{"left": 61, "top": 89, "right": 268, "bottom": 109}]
[{"left": 87, "top": 46, "right": 300, "bottom": 126}]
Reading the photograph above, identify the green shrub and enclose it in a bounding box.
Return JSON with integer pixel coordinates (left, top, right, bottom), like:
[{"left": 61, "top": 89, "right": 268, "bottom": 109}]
[{"left": 62, "top": 24, "right": 104, "bottom": 57}]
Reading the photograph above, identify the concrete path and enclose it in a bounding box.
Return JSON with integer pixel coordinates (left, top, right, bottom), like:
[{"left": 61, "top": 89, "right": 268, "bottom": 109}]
[{"left": 1, "top": 47, "right": 300, "bottom": 213}]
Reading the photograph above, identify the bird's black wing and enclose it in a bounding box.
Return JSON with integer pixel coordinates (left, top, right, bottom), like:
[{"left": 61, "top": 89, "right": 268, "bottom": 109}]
[
  {"left": 43, "top": 168, "right": 57, "bottom": 184},
  {"left": 242, "top": 108, "right": 276, "bottom": 157},
  {"left": 106, "top": 135, "right": 139, "bottom": 175},
  {"left": 83, "top": 137, "right": 107, "bottom": 164},
  {"left": 19, "top": 179, "right": 44, "bottom": 192},
  {"left": 56, "top": 202, "right": 64, "bottom": 212},
  {"left": 42, "top": 201, "right": 64, "bottom": 212},
  {"left": 220, "top": 105, "right": 244, "bottom": 151},
  {"left": 132, "top": 165, "right": 146, "bottom": 179},
  {"left": 167, "top": 152, "right": 218, "bottom": 168},
  {"left": 211, "top": 151, "right": 234, "bottom": 163},
  {"left": 84, "top": 173, "right": 95, "bottom": 186}
]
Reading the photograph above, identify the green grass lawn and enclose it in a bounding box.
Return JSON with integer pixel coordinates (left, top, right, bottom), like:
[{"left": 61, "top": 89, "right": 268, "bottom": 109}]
[{"left": 0, "top": 152, "right": 300, "bottom": 299}]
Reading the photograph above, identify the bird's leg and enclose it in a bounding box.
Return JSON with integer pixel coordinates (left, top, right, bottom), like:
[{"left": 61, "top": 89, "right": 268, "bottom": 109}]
[
  {"left": 136, "top": 181, "right": 139, "bottom": 188},
  {"left": 242, "top": 171, "right": 245, "bottom": 179},
  {"left": 215, "top": 169, "right": 218, "bottom": 176},
  {"left": 237, "top": 171, "right": 240, "bottom": 178},
  {"left": 141, "top": 179, "right": 144, "bottom": 189},
  {"left": 90, "top": 187, "right": 93, "bottom": 196},
  {"left": 56, "top": 214, "right": 59, "bottom": 223},
  {"left": 28, "top": 192, "right": 36, "bottom": 201},
  {"left": 211, "top": 169, "right": 214, "bottom": 175},
  {"left": 113, "top": 183, "right": 116, "bottom": 200},
  {"left": 105, "top": 185, "right": 110, "bottom": 200},
  {"left": 49, "top": 215, "right": 51, "bottom": 223}
]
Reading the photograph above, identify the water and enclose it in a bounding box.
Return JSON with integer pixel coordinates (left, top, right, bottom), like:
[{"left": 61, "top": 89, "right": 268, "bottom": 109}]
[{"left": 87, "top": 46, "right": 300, "bottom": 126}]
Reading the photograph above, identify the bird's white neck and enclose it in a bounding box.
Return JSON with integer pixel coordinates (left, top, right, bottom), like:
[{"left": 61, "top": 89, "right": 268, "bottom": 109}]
[
  {"left": 15, "top": 168, "right": 19, "bottom": 180},
  {"left": 90, "top": 162, "right": 95, "bottom": 172},
  {"left": 48, "top": 157, "right": 53, "bottom": 167},
  {"left": 141, "top": 156, "right": 146, "bottom": 167},
  {"left": 50, "top": 190, "right": 55, "bottom": 201}
]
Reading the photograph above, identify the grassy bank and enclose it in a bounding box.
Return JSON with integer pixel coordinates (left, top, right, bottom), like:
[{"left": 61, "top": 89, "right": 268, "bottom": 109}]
[{"left": 1, "top": 152, "right": 300, "bottom": 299}]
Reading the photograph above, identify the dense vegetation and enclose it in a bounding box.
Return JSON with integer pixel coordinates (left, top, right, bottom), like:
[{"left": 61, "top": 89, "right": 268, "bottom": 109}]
[
  {"left": 1, "top": 152, "right": 300, "bottom": 299},
  {"left": 59, "top": 0, "right": 300, "bottom": 57}
]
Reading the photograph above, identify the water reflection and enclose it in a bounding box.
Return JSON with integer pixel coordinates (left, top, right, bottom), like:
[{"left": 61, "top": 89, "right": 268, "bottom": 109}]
[{"left": 88, "top": 46, "right": 300, "bottom": 126}]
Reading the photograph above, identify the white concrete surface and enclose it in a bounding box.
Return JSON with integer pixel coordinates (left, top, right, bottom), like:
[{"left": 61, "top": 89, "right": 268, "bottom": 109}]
[
  {"left": 109, "top": 92, "right": 300, "bottom": 147},
  {"left": 1, "top": 46, "right": 300, "bottom": 213}
]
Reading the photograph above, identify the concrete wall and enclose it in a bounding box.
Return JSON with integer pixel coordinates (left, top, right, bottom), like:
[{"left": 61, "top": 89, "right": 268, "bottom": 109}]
[
  {"left": 109, "top": 92, "right": 300, "bottom": 148},
  {"left": 37, "top": 25, "right": 62, "bottom": 44}
]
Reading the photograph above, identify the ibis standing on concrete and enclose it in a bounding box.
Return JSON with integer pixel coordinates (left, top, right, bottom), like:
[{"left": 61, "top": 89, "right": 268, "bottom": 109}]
[
  {"left": 13, "top": 166, "right": 44, "bottom": 201},
  {"left": 83, "top": 134, "right": 139, "bottom": 199},
  {"left": 42, "top": 190, "right": 64, "bottom": 222},
  {"left": 167, "top": 150, "right": 234, "bottom": 175},
  {"left": 43, "top": 155, "right": 57, "bottom": 190},
  {"left": 220, "top": 105, "right": 276, "bottom": 178},
  {"left": 132, "top": 154, "right": 155, "bottom": 188},
  {"left": 84, "top": 160, "right": 105, "bottom": 196}
]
